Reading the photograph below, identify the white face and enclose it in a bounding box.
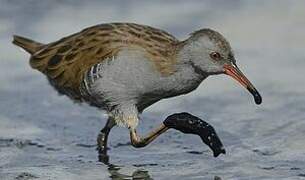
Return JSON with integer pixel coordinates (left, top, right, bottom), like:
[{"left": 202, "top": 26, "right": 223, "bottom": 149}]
[
  {"left": 182, "top": 29, "right": 262, "bottom": 105},
  {"left": 186, "top": 35, "right": 235, "bottom": 75}
]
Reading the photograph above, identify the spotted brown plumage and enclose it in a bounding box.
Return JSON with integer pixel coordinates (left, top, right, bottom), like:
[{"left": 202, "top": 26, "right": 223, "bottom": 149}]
[{"left": 16, "top": 23, "right": 179, "bottom": 101}]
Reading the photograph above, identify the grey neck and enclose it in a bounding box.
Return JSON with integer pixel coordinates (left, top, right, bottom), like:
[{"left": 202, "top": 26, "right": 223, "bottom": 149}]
[
  {"left": 158, "top": 44, "right": 209, "bottom": 97},
  {"left": 175, "top": 41, "right": 209, "bottom": 79}
]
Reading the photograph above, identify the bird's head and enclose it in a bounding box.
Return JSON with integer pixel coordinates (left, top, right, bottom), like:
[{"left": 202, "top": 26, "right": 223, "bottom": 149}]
[{"left": 180, "top": 28, "right": 262, "bottom": 105}]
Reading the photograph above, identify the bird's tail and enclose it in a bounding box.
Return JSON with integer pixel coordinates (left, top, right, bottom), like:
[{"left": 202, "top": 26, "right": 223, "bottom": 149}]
[{"left": 12, "top": 35, "right": 44, "bottom": 55}]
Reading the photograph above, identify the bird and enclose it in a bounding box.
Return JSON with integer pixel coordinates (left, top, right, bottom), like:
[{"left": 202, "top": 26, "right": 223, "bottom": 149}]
[{"left": 12, "top": 22, "right": 261, "bottom": 163}]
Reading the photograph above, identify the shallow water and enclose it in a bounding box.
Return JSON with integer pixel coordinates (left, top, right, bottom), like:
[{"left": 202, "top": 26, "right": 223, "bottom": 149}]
[{"left": 1, "top": 1, "right": 305, "bottom": 179}]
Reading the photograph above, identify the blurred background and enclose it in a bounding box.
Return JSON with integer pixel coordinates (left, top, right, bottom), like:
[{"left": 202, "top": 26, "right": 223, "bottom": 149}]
[{"left": 0, "top": 0, "right": 304, "bottom": 179}]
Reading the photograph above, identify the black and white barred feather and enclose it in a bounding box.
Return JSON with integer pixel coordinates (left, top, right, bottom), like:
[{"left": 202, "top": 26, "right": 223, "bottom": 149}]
[{"left": 79, "top": 57, "right": 114, "bottom": 107}]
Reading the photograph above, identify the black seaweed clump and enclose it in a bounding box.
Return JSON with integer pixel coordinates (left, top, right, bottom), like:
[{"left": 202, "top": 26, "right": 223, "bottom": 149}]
[{"left": 164, "top": 112, "right": 226, "bottom": 157}]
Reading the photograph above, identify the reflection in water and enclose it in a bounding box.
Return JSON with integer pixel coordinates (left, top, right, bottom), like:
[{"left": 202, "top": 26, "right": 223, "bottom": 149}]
[
  {"left": 107, "top": 164, "right": 153, "bottom": 180},
  {"left": 98, "top": 152, "right": 221, "bottom": 179},
  {"left": 97, "top": 154, "right": 153, "bottom": 179},
  {"left": 214, "top": 176, "right": 222, "bottom": 180},
  {"left": 106, "top": 163, "right": 222, "bottom": 180}
]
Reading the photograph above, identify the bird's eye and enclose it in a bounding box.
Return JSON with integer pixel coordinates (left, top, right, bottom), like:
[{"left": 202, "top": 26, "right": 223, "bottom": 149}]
[{"left": 210, "top": 52, "right": 221, "bottom": 60}]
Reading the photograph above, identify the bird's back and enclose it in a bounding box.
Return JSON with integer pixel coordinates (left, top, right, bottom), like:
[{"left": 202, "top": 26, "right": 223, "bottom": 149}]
[{"left": 14, "top": 23, "right": 179, "bottom": 101}]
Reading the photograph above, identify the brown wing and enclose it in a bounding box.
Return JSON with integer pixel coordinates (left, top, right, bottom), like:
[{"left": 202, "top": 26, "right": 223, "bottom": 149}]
[{"left": 29, "top": 23, "right": 179, "bottom": 101}]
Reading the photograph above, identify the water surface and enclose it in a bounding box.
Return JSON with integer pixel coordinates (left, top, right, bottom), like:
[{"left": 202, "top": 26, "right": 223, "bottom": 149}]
[{"left": 0, "top": 1, "right": 305, "bottom": 179}]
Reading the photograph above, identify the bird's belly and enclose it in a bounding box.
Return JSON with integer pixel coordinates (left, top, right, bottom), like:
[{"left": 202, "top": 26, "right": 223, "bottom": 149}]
[
  {"left": 80, "top": 49, "right": 205, "bottom": 111},
  {"left": 79, "top": 50, "right": 164, "bottom": 110},
  {"left": 82, "top": 71, "right": 203, "bottom": 112}
]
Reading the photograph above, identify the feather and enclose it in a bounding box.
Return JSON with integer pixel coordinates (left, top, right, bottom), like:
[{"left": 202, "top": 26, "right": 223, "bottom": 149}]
[{"left": 22, "top": 23, "right": 179, "bottom": 101}]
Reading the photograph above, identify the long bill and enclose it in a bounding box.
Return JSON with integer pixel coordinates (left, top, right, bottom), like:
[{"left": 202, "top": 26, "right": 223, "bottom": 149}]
[{"left": 223, "top": 64, "right": 262, "bottom": 105}]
